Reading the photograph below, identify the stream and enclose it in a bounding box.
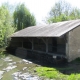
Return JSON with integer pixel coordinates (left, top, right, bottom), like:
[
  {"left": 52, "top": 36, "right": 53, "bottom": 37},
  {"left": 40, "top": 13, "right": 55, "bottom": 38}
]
[{"left": 0, "top": 54, "right": 45, "bottom": 80}]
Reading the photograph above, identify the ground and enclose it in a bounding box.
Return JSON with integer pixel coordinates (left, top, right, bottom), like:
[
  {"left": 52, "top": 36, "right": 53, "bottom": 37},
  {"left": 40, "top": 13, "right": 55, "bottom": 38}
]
[{"left": 0, "top": 53, "right": 80, "bottom": 80}]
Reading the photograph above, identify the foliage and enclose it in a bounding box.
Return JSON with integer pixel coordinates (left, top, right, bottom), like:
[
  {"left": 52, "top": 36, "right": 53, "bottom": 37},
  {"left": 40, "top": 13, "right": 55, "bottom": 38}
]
[
  {"left": 0, "top": 48, "right": 6, "bottom": 57},
  {"left": 0, "top": 3, "right": 36, "bottom": 47},
  {"left": 35, "top": 67, "right": 80, "bottom": 80},
  {"left": 0, "top": 5, "right": 15, "bottom": 47},
  {"left": 47, "top": 0, "right": 80, "bottom": 23},
  {"left": 13, "top": 4, "right": 36, "bottom": 31},
  {"left": 36, "top": 67, "right": 67, "bottom": 79},
  {"left": 0, "top": 51, "right": 5, "bottom": 57},
  {"left": 72, "top": 57, "right": 80, "bottom": 62},
  {"left": 68, "top": 74, "right": 80, "bottom": 80}
]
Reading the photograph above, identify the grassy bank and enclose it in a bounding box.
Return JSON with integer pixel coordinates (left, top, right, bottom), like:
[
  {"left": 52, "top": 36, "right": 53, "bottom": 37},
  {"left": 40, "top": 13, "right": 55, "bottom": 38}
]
[
  {"left": 35, "top": 67, "right": 80, "bottom": 80},
  {"left": 0, "top": 48, "right": 6, "bottom": 57}
]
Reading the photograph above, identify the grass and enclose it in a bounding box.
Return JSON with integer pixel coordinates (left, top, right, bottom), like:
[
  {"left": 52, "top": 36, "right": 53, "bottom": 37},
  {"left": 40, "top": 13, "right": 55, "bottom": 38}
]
[
  {"left": 0, "top": 48, "right": 6, "bottom": 57},
  {"left": 35, "top": 67, "right": 67, "bottom": 79},
  {"left": 35, "top": 67, "right": 80, "bottom": 80},
  {"left": 73, "top": 57, "right": 80, "bottom": 62}
]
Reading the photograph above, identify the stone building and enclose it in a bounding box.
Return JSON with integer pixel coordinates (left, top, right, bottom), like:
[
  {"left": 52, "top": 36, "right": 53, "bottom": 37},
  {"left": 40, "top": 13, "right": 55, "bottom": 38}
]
[{"left": 8, "top": 19, "right": 80, "bottom": 62}]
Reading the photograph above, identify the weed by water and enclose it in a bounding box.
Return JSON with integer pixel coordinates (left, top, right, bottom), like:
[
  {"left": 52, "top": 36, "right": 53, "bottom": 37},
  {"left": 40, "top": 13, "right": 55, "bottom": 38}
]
[
  {"left": 35, "top": 67, "right": 80, "bottom": 80},
  {"left": 0, "top": 48, "right": 6, "bottom": 57},
  {"left": 74, "top": 57, "right": 80, "bottom": 62},
  {"left": 35, "top": 67, "right": 67, "bottom": 79}
]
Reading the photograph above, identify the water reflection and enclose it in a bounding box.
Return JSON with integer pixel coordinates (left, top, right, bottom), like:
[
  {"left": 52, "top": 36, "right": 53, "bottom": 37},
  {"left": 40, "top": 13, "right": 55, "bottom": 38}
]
[{"left": 0, "top": 54, "right": 42, "bottom": 80}]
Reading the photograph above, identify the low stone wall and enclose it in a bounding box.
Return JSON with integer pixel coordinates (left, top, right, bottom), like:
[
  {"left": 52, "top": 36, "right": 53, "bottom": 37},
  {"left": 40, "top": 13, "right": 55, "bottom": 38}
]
[
  {"left": 6, "top": 47, "right": 67, "bottom": 64},
  {"left": 15, "top": 47, "right": 27, "bottom": 59},
  {"left": 27, "top": 51, "right": 67, "bottom": 64},
  {"left": 6, "top": 46, "right": 17, "bottom": 55}
]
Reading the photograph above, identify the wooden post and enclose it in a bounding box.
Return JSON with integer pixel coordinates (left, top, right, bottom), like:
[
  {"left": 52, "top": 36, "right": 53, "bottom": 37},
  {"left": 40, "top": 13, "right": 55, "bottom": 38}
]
[
  {"left": 32, "top": 38, "right": 34, "bottom": 50},
  {"left": 46, "top": 38, "right": 48, "bottom": 53},
  {"left": 27, "top": 37, "right": 33, "bottom": 50},
  {"left": 41, "top": 37, "right": 49, "bottom": 53},
  {"left": 22, "top": 38, "right": 23, "bottom": 48}
]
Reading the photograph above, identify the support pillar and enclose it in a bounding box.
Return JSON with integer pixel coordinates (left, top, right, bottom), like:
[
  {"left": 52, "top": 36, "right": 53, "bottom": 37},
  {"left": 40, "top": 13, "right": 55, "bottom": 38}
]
[
  {"left": 32, "top": 38, "right": 34, "bottom": 51},
  {"left": 41, "top": 37, "right": 49, "bottom": 53},
  {"left": 22, "top": 38, "right": 23, "bottom": 48},
  {"left": 46, "top": 39, "right": 48, "bottom": 53}
]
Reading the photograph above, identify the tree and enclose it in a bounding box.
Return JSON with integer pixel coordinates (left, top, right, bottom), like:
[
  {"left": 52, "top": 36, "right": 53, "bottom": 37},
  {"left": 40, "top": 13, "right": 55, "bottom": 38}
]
[
  {"left": 69, "top": 8, "right": 80, "bottom": 19},
  {"left": 47, "top": 0, "right": 80, "bottom": 23},
  {"left": 13, "top": 4, "right": 36, "bottom": 31},
  {"left": 0, "top": 5, "right": 15, "bottom": 47}
]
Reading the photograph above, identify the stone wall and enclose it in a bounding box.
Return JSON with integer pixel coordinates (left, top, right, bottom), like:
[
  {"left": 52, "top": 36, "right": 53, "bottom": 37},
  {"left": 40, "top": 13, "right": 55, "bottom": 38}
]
[{"left": 68, "top": 26, "right": 80, "bottom": 62}]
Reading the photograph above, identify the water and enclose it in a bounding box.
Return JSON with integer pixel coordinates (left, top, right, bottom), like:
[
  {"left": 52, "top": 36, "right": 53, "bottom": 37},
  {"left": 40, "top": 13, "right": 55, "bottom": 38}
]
[{"left": 0, "top": 54, "right": 42, "bottom": 80}]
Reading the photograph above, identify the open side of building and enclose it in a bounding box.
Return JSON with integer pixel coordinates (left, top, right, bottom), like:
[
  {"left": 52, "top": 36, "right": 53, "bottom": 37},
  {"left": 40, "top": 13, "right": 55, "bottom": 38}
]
[{"left": 7, "top": 19, "right": 80, "bottom": 63}]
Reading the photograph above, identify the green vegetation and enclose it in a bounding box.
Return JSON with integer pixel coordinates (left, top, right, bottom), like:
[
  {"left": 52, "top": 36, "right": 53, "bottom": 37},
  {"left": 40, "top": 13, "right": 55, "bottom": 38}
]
[
  {"left": 0, "top": 51, "right": 5, "bottom": 57},
  {"left": 47, "top": 0, "right": 80, "bottom": 23},
  {"left": 73, "top": 57, "right": 80, "bottom": 62},
  {"left": 0, "top": 5, "right": 15, "bottom": 47},
  {"left": 35, "top": 67, "right": 80, "bottom": 80},
  {"left": 0, "top": 48, "right": 6, "bottom": 57},
  {"left": 35, "top": 67, "right": 67, "bottom": 79},
  {"left": 13, "top": 4, "right": 36, "bottom": 31},
  {"left": 0, "top": 3, "right": 36, "bottom": 55}
]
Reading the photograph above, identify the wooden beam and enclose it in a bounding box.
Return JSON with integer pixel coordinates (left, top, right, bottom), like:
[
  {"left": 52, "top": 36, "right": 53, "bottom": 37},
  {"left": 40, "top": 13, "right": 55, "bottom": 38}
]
[
  {"left": 39, "top": 37, "right": 48, "bottom": 53},
  {"left": 28, "top": 37, "right": 32, "bottom": 43},
  {"left": 32, "top": 38, "right": 34, "bottom": 50},
  {"left": 22, "top": 38, "right": 23, "bottom": 48},
  {"left": 41, "top": 38, "right": 46, "bottom": 44},
  {"left": 41, "top": 37, "right": 49, "bottom": 53},
  {"left": 46, "top": 38, "right": 48, "bottom": 53},
  {"left": 28, "top": 37, "right": 34, "bottom": 51}
]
